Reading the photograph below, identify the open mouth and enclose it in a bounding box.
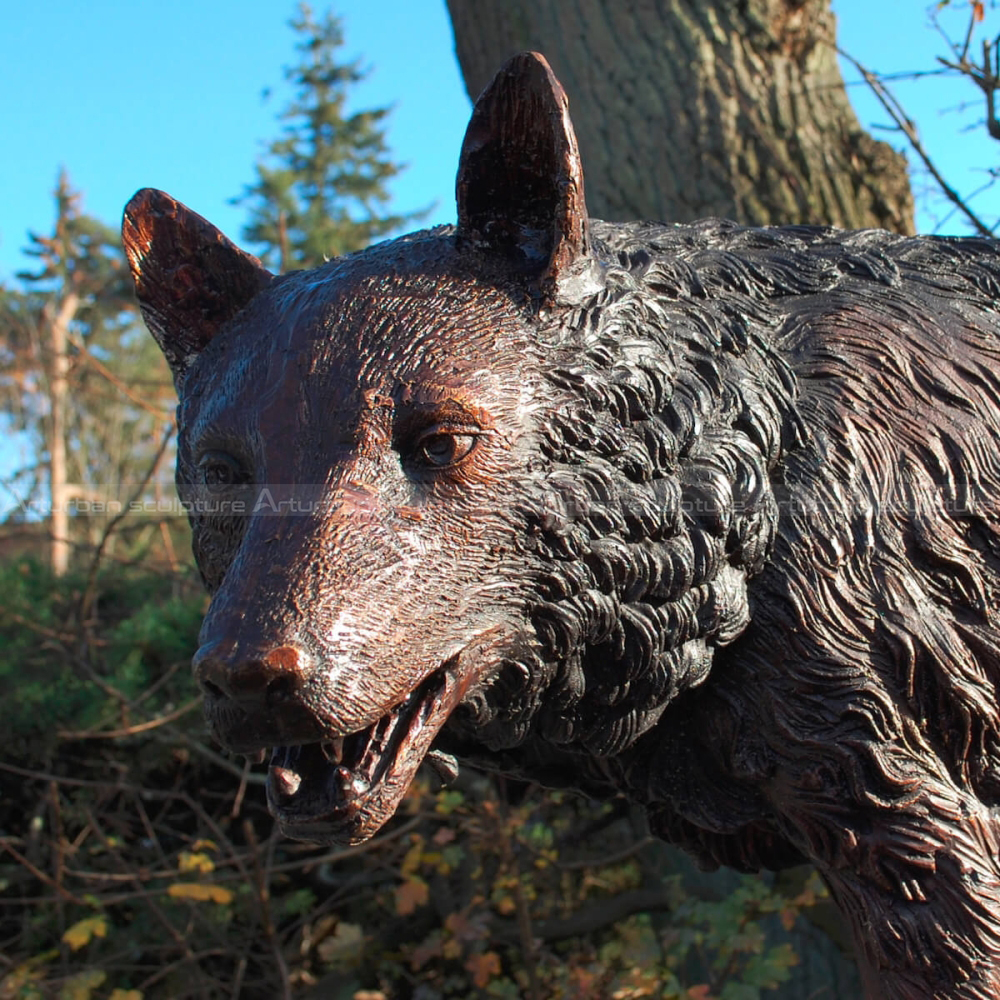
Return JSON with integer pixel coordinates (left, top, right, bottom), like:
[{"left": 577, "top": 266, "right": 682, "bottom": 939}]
[{"left": 261, "top": 659, "right": 470, "bottom": 845}]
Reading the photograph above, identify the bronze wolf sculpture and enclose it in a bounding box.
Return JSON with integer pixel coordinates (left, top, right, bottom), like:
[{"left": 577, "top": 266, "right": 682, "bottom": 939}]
[{"left": 124, "top": 52, "right": 1000, "bottom": 999}]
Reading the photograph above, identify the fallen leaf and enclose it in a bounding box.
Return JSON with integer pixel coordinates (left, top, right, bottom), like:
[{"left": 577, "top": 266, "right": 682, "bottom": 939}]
[
  {"left": 166, "top": 882, "right": 234, "bottom": 904},
  {"left": 62, "top": 916, "right": 108, "bottom": 952},
  {"left": 59, "top": 968, "right": 106, "bottom": 1000},
  {"left": 687, "top": 986, "right": 714, "bottom": 1000},
  {"left": 465, "top": 950, "right": 502, "bottom": 989},
  {"left": 394, "top": 877, "right": 428, "bottom": 916},
  {"left": 432, "top": 826, "right": 456, "bottom": 846},
  {"left": 316, "top": 922, "right": 364, "bottom": 964},
  {"left": 178, "top": 851, "right": 215, "bottom": 874}
]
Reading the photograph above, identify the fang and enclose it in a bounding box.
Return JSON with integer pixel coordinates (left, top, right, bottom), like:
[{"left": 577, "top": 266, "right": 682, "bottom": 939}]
[
  {"left": 425, "top": 750, "right": 460, "bottom": 785},
  {"left": 270, "top": 766, "right": 302, "bottom": 798}
]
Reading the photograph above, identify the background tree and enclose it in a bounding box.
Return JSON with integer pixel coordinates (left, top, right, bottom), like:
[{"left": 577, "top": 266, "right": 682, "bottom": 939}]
[
  {"left": 236, "top": 3, "right": 426, "bottom": 271},
  {"left": 0, "top": 172, "right": 175, "bottom": 574},
  {"left": 445, "top": 0, "right": 915, "bottom": 232},
  {"left": 839, "top": 0, "right": 998, "bottom": 236}
]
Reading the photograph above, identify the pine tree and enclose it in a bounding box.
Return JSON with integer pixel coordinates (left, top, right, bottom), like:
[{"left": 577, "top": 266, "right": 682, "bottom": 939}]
[
  {"left": 236, "top": 4, "right": 426, "bottom": 272},
  {"left": 0, "top": 172, "right": 175, "bottom": 574}
]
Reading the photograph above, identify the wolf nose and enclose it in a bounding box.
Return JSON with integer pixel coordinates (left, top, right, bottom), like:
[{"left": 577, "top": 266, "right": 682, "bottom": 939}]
[{"left": 192, "top": 641, "right": 310, "bottom": 705}]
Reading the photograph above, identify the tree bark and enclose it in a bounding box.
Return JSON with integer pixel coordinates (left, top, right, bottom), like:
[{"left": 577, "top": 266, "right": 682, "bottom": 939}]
[
  {"left": 445, "top": 0, "right": 914, "bottom": 232},
  {"left": 44, "top": 290, "right": 79, "bottom": 577}
]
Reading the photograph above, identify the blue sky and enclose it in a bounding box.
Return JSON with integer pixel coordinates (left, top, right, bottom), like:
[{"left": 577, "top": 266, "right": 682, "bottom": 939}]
[{"left": 1, "top": 0, "right": 998, "bottom": 287}]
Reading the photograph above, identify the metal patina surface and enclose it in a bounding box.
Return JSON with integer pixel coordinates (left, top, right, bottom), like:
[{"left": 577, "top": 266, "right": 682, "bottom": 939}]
[{"left": 125, "top": 53, "right": 1000, "bottom": 999}]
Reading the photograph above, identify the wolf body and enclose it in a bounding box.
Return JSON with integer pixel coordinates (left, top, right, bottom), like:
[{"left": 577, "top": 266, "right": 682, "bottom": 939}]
[{"left": 125, "top": 53, "right": 1000, "bottom": 999}]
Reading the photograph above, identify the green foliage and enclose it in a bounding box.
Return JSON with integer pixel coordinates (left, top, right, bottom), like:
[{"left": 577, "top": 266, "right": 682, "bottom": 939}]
[
  {"left": 235, "top": 3, "right": 427, "bottom": 271},
  {"left": 0, "top": 557, "right": 203, "bottom": 757},
  {"left": 0, "top": 587, "right": 835, "bottom": 1000}
]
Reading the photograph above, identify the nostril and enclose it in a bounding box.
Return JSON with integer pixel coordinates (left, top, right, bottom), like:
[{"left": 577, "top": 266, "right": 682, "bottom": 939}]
[
  {"left": 193, "top": 641, "right": 310, "bottom": 706},
  {"left": 264, "top": 674, "right": 301, "bottom": 703},
  {"left": 265, "top": 673, "right": 300, "bottom": 703},
  {"left": 202, "top": 679, "right": 225, "bottom": 700}
]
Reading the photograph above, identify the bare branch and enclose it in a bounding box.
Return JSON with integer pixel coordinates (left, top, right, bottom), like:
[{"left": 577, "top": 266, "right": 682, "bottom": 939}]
[{"left": 837, "top": 46, "right": 995, "bottom": 236}]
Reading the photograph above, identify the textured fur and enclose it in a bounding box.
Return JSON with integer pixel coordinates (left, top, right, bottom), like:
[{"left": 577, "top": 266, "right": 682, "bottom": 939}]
[{"left": 126, "top": 53, "right": 1000, "bottom": 1000}]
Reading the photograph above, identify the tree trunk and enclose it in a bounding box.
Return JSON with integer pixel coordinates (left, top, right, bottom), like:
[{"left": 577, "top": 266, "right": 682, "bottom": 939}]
[
  {"left": 44, "top": 290, "right": 79, "bottom": 577},
  {"left": 445, "top": 0, "right": 914, "bottom": 232}
]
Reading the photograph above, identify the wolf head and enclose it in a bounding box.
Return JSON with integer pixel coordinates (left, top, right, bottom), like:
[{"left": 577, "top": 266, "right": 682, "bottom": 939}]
[{"left": 124, "top": 53, "right": 785, "bottom": 845}]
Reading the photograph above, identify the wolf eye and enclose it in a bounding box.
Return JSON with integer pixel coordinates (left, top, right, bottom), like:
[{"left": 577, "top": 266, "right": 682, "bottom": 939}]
[
  {"left": 417, "top": 430, "right": 478, "bottom": 468},
  {"left": 198, "top": 451, "right": 248, "bottom": 490}
]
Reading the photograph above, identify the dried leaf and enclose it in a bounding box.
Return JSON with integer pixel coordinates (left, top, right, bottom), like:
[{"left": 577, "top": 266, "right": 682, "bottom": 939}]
[
  {"left": 408, "top": 933, "right": 444, "bottom": 970},
  {"left": 109, "top": 991, "right": 144, "bottom": 1000},
  {"left": 166, "top": 882, "right": 234, "bottom": 904},
  {"left": 316, "top": 921, "right": 364, "bottom": 964},
  {"left": 400, "top": 837, "right": 425, "bottom": 877},
  {"left": 394, "top": 877, "right": 429, "bottom": 916},
  {"left": 59, "top": 969, "right": 106, "bottom": 1000},
  {"left": 465, "top": 950, "right": 502, "bottom": 988},
  {"left": 178, "top": 851, "right": 215, "bottom": 874},
  {"left": 62, "top": 916, "right": 108, "bottom": 951}
]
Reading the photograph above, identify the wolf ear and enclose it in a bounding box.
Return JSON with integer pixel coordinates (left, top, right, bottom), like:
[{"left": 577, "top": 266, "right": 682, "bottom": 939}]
[
  {"left": 122, "top": 189, "right": 273, "bottom": 384},
  {"left": 456, "top": 51, "right": 591, "bottom": 301}
]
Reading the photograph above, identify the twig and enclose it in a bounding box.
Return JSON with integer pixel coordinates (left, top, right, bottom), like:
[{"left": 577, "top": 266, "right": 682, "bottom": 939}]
[
  {"left": 77, "top": 420, "right": 176, "bottom": 624},
  {"left": 556, "top": 835, "right": 655, "bottom": 870},
  {"left": 162, "top": 731, "right": 267, "bottom": 784},
  {"left": 48, "top": 782, "right": 67, "bottom": 939},
  {"left": 231, "top": 757, "right": 253, "bottom": 818},
  {"left": 0, "top": 839, "right": 87, "bottom": 906},
  {"left": 136, "top": 950, "right": 231, "bottom": 995},
  {"left": 84, "top": 805, "right": 191, "bottom": 955},
  {"left": 244, "top": 819, "right": 292, "bottom": 1000},
  {"left": 230, "top": 956, "right": 248, "bottom": 1000},
  {"left": 67, "top": 330, "right": 173, "bottom": 418},
  {"left": 495, "top": 788, "right": 542, "bottom": 1000},
  {"left": 263, "top": 815, "right": 424, "bottom": 874},
  {"left": 56, "top": 697, "right": 200, "bottom": 740},
  {"left": 837, "top": 45, "right": 995, "bottom": 236},
  {"left": 0, "top": 609, "right": 106, "bottom": 646},
  {"left": 128, "top": 657, "right": 187, "bottom": 709},
  {"left": 491, "top": 887, "right": 677, "bottom": 944}
]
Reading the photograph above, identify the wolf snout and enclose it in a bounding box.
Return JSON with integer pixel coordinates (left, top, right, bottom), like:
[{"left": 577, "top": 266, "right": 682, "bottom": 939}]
[
  {"left": 192, "top": 638, "right": 327, "bottom": 751},
  {"left": 193, "top": 639, "right": 311, "bottom": 706}
]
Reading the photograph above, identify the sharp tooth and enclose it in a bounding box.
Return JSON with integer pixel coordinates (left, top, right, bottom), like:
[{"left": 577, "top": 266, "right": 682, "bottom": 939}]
[
  {"left": 332, "top": 766, "right": 370, "bottom": 802},
  {"left": 334, "top": 766, "right": 355, "bottom": 801},
  {"left": 321, "top": 738, "right": 344, "bottom": 763},
  {"left": 270, "top": 766, "right": 302, "bottom": 798},
  {"left": 425, "top": 750, "right": 460, "bottom": 785}
]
